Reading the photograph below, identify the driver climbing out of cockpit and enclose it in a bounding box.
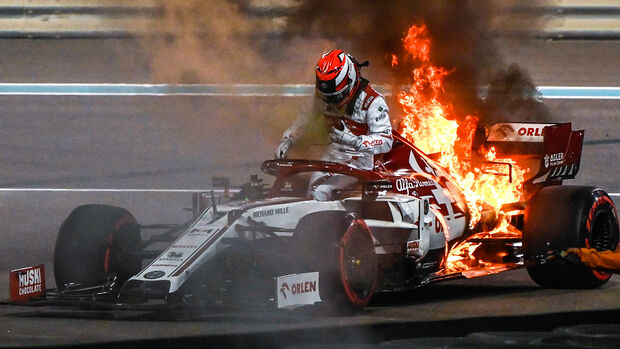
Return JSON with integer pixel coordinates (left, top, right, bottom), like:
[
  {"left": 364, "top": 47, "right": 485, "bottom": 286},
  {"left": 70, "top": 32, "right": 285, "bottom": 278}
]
[{"left": 274, "top": 50, "right": 393, "bottom": 201}]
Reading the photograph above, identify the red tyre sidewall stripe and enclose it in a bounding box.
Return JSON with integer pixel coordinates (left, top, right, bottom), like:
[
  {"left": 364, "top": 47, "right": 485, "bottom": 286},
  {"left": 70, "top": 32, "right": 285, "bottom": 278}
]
[
  {"left": 584, "top": 232, "right": 612, "bottom": 282},
  {"left": 104, "top": 233, "right": 113, "bottom": 274},
  {"left": 104, "top": 214, "right": 135, "bottom": 274}
]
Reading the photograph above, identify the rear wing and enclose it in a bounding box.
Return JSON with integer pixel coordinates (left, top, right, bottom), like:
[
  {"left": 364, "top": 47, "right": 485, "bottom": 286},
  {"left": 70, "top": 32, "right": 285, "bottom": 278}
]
[{"left": 483, "top": 122, "right": 584, "bottom": 185}]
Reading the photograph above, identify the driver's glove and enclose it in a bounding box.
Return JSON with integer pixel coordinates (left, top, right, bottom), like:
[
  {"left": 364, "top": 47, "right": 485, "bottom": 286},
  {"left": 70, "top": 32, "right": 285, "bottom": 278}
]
[
  {"left": 330, "top": 121, "right": 361, "bottom": 149},
  {"left": 275, "top": 137, "right": 293, "bottom": 159}
]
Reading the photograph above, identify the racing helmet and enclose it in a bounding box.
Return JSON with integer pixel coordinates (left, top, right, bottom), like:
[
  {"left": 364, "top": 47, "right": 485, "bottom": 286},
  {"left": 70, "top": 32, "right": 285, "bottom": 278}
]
[{"left": 315, "top": 50, "right": 361, "bottom": 106}]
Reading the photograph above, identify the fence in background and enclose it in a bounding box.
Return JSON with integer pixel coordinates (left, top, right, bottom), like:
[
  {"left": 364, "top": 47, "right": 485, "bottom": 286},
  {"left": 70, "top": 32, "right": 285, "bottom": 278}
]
[{"left": 0, "top": 0, "right": 617, "bottom": 39}]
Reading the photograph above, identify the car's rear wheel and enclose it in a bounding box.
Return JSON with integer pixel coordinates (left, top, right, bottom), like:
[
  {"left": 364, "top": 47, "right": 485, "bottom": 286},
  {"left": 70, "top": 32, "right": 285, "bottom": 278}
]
[
  {"left": 54, "top": 205, "right": 141, "bottom": 293},
  {"left": 523, "top": 186, "right": 619, "bottom": 288},
  {"left": 294, "top": 212, "right": 377, "bottom": 313}
]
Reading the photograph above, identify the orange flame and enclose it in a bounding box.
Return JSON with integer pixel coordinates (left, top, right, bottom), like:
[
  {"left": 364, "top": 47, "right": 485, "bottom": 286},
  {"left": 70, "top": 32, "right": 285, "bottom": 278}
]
[
  {"left": 391, "top": 54, "right": 399, "bottom": 68},
  {"left": 394, "top": 24, "right": 529, "bottom": 274}
]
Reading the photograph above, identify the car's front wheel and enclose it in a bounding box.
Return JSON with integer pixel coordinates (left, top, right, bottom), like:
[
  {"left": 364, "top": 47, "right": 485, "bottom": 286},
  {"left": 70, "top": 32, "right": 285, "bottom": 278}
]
[{"left": 54, "top": 204, "right": 142, "bottom": 294}]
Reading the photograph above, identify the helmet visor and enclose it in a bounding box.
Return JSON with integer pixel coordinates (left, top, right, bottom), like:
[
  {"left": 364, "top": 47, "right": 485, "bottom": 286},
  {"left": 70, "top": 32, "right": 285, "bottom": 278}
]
[{"left": 317, "top": 83, "right": 351, "bottom": 105}]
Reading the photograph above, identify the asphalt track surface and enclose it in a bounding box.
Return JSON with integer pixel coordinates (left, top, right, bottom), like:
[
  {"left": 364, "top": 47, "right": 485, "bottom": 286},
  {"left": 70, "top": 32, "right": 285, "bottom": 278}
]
[{"left": 0, "top": 39, "right": 618, "bottom": 348}]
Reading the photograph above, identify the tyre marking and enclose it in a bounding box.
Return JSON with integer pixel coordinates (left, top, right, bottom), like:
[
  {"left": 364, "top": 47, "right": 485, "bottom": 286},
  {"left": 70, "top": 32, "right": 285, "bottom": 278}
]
[
  {"left": 584, "top": 193, "right": 617, "bottom": 282},
  {"left": 103, "top": 246, "right": 111, "bottom": 274},
  {"left": 103, "top": 231, "right": 115, "bottom": 274},
  {"left": 586, "top": 195, "right": 615, "bottom": 232}
]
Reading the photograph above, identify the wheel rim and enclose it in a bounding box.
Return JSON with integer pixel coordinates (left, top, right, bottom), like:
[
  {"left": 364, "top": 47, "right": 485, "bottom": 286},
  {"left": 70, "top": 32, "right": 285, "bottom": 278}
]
[
  {"left": 339, "top": 224, "right": 376, "bottom": 307},
  {"left": 591, "top": 211, "right": 617, "bottom": 251},
  {"left": 587, "top": 210, "right": 617, "bottom": 281}
]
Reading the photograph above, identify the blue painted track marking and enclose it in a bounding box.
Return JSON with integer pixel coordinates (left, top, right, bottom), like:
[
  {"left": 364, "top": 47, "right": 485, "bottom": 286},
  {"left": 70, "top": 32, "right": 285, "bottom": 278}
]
[
  {"left": 538, "top": 86, "right": 620, "bottom": 99},
  {"left": 0, "top": 84, "right": 618, "bottom": 99}
]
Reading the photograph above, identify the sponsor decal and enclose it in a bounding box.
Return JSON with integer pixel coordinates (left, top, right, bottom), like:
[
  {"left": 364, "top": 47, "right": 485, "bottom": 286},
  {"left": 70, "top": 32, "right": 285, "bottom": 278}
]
[
  {"left": 187, "top": 232, "right": 212, "bottom": 236},
  {"left": 492, "top": 124, "right": 515, "bottom": 140},
  {"left": 543, "top": 152, "right": 564, "bottom": 168},
  {"left": 487, "top": 123, "right": 554, "bottom": 142},
  {"left": 378, "top": 106, "right": 383, "bottom": 112},
  {"left": 279, "top": 282, "right": 290, "bottom": 299},
  {"left": 151, "top": 264, "right": 178, "bottom": 267},
  {"left": 395, "top": 178, "right": 436, "bottom": 195},
  {"left": 189, "top": 228, "right": 213, "bottom": 235},
  {"left": 252, "top": 206, "right": 289, "bottom": 219},
  {"left": 518, "top": 127, "right": 544, "bottom": 137},
  {"left": 277, "top": 272, "right": 321, "bottom": 309},
  {"left": 363, "top": 95, "right": 375, "bottom": 109},
  {"left": 167, "top": 251, "right": 183, "bottom": 259},
  {"left": 10, "top": 264, "right": 45, "bottom": 301},
  {"left": 159, "top": 250, "right": 185, "bottom": 262},
  {"left": 310, "top": 173, "right": 334, "bottom": 191},
  {"left": 172, "top": 245, "right": 198, "bottom": 249},
  {"left": 365, "top": 180, "right": 393, "bottom": 191},
  {"left": 282, "top": 181, "right": 294, "bottom": 192},
  {"left": 170, "top": 227, "right": 228, "bottom": 277},
  {"left": 143, "top": 270, "right": 166, "bottom": 279},
  {"left": 407, "top": 240, "right": 420, "bottom": 255},
  {"left": 362, "top": 139, "right": 383, "bottom": 148}
]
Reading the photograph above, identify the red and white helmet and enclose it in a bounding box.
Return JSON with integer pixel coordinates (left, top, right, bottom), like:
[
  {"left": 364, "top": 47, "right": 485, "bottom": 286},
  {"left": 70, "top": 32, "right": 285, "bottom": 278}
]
[{"left": 315, "top": 50, "right": 360, "bottom": 106}]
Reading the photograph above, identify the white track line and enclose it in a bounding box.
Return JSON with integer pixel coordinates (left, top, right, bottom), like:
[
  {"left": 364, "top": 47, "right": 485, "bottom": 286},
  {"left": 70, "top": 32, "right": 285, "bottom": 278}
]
[
  {"left": 0, "top": 188, "right": 616, "bottom": 196},
  {"left": 0, "top": 188, "right": 222, "bottom": 193},
  {"left": 0, "top": 84, "right": 618, "bottom": 99}
]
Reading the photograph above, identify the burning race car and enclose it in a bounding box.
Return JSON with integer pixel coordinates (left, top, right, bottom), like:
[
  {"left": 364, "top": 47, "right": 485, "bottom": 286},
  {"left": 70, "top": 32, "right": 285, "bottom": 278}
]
[{"left": 11, "top": 121, "right": 618, "bottom": 312}]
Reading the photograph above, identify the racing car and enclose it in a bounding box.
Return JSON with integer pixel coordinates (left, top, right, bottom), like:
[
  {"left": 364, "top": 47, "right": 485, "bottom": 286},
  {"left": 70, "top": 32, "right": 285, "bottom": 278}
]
[{"left": 15, "top": 121, "right": 619, "bottom": 312}]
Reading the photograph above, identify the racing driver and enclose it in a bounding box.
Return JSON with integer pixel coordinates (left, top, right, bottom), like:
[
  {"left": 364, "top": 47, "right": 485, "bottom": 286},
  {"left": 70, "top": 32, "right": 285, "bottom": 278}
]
[{"left": 275, "top": 50, "right": 393, "bottom": 201}]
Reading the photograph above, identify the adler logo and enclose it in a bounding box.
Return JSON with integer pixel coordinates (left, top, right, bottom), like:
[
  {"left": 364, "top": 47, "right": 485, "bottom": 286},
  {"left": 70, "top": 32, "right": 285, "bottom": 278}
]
[{"left": 544, "top": 152, "right": 564, "bottom": 168}]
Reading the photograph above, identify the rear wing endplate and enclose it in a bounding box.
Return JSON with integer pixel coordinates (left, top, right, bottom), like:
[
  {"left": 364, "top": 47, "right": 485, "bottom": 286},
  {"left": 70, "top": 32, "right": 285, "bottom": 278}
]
[{"left": 484, "top": 122, "right": 584, "bottom": 184}]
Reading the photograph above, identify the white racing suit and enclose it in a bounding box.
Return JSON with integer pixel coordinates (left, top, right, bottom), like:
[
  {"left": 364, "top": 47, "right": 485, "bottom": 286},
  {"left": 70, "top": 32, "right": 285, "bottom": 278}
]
[{"left": 276, "top": 80, "right": 393, "bottom": 200}]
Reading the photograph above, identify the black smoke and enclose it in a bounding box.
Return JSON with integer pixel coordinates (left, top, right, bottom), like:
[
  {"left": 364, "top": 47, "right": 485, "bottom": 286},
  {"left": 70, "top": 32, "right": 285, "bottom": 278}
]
[{"left": 283, "top": 0, "right": 551, "bottom": 126}]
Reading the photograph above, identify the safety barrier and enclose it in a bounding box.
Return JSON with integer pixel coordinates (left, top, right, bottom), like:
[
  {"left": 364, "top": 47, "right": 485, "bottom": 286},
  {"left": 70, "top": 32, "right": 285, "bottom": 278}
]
[{"left": 0, "top": 0, "right": 617, "bottom": 39}]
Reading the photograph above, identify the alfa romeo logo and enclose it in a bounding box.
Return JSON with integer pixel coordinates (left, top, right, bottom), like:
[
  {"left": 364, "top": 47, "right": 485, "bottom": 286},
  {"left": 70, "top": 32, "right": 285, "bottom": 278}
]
[{"left": 144, "top": 270, "right": 165, "bottom": 279}]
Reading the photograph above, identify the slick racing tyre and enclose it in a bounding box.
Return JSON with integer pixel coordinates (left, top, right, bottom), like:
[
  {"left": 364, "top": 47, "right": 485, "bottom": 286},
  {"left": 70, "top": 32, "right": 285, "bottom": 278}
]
[
  {"left": 294, "top": 212, "right": 377, "bottom": 313},
  {"left": 54, "top": 205, "right": 141, "bottom": 292},
  {"left": 523, "top": 186, "right": 619, "bottom": 288}
]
